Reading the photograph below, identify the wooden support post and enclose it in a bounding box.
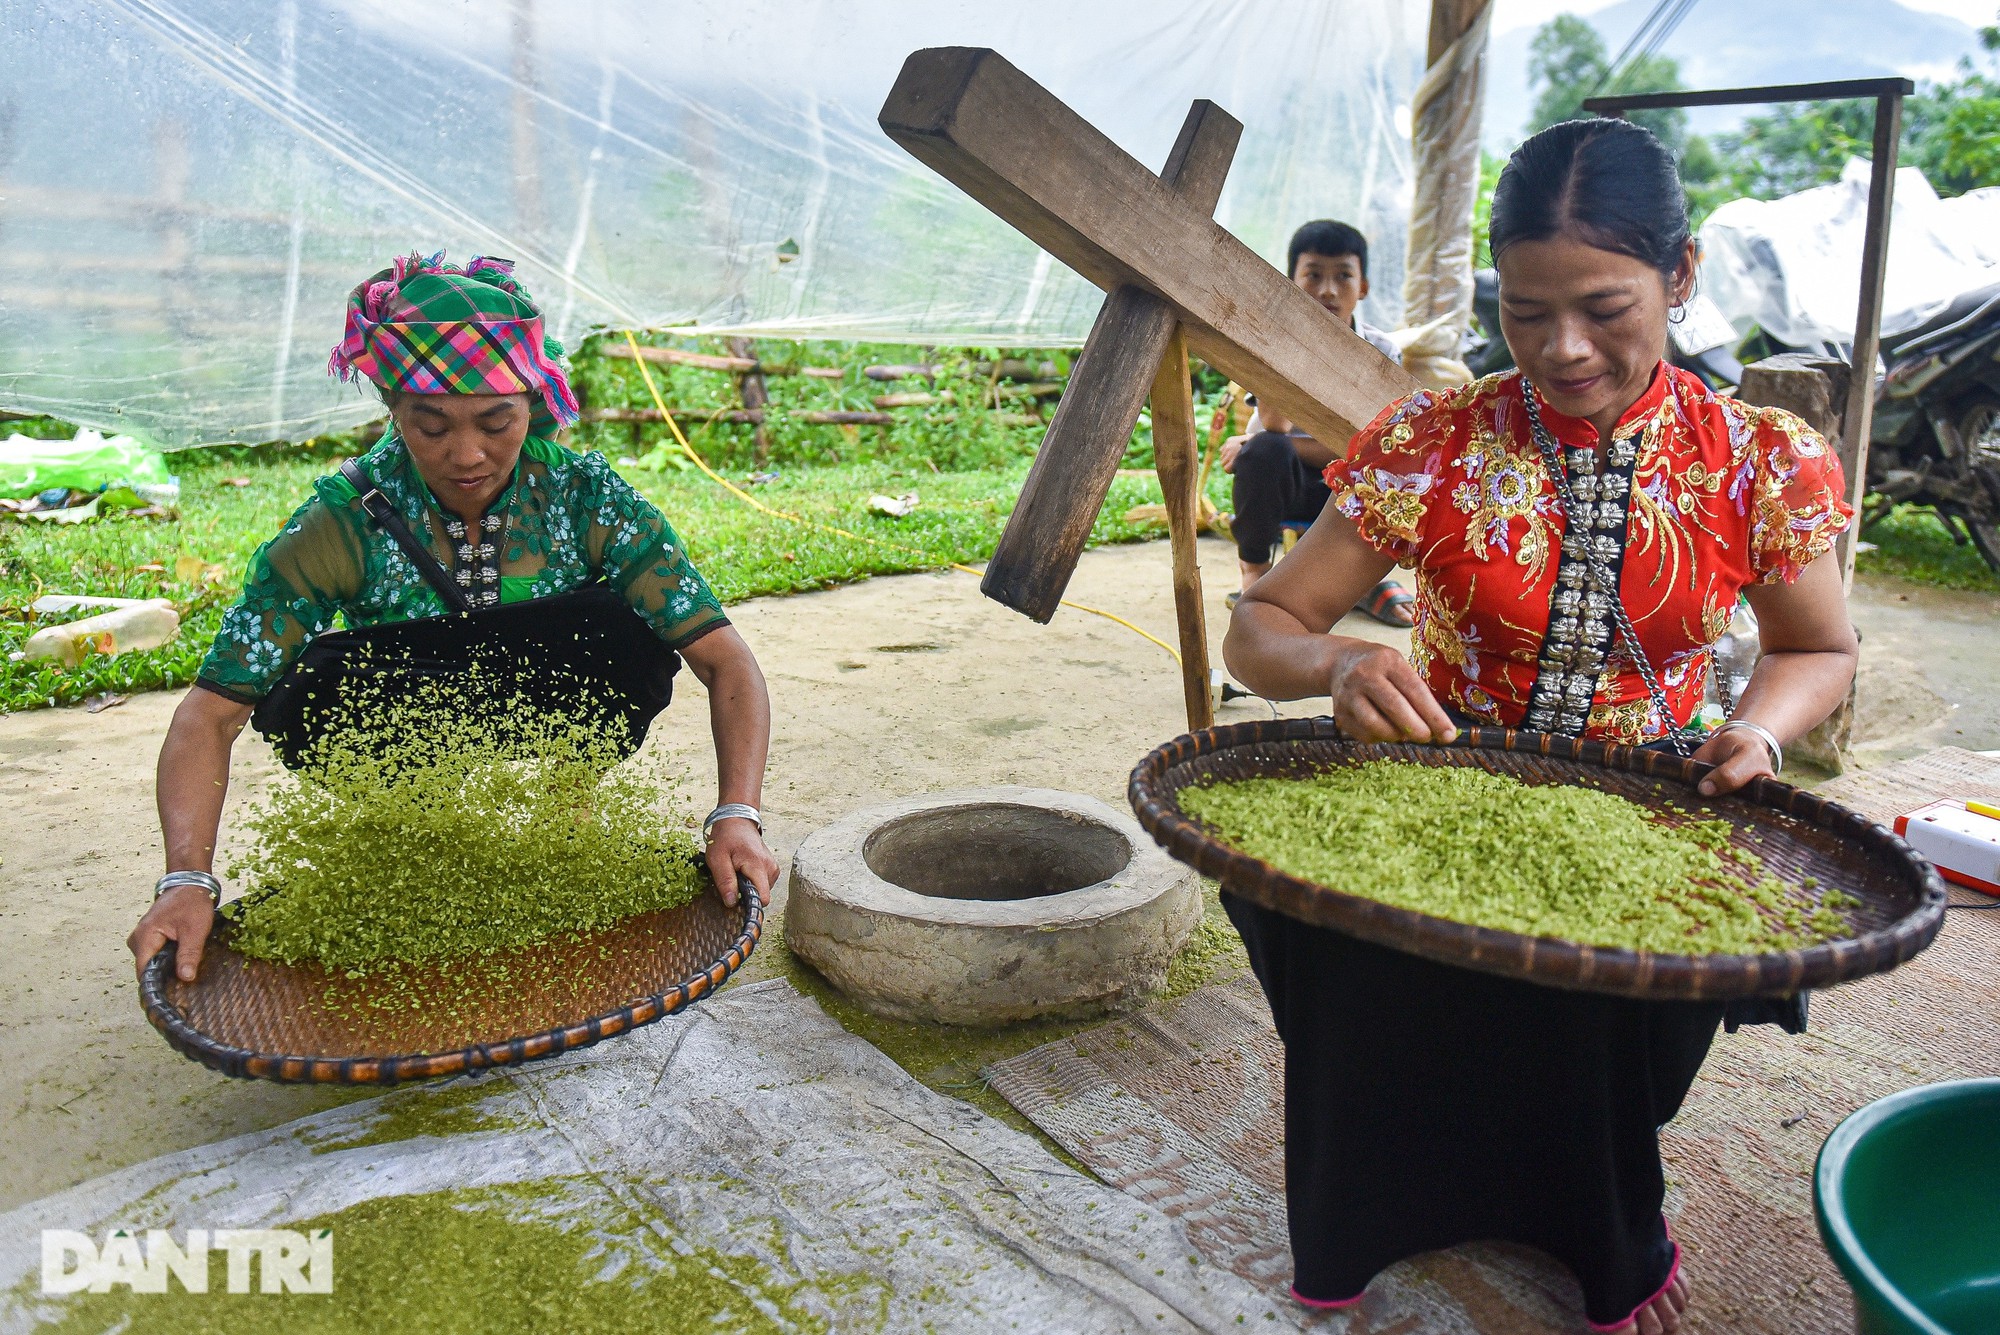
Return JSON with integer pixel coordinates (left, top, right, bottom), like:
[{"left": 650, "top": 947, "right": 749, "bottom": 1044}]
[
  {"left": 988, "top": 286, "right": 1178, "bottom": 620},
  {"left": 729, "top": 335, "right": 772, "bottom": 466},
  {"left": 1427, "top": 0, "right": 1487, "bottom": 63},
  {"left": 975, "top": 97, "right": 1241, "bottom": 623},
  {"left": 508, "top": 0, "right": 544, "bottom": 234},
  {"left": 1736, "top": 353, "right": 1857, "bottom": 771},
  {"left": 1835, "top": 89, "right": 1903, "bottom": 596},
  {"left": 1150, "top": 328, "right": 1213, "bottom": 731}
]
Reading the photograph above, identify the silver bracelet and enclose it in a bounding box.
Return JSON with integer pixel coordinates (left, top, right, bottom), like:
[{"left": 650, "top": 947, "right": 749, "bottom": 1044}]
[
  {"left": 702, "top": 803, "right": 763, "bottom": 844},
  {"left": 155, "top": 870, "right": 223, "bottom": 905},
  {"left": 1717, "top": 719, "right": 1783, "bottom": 775}
]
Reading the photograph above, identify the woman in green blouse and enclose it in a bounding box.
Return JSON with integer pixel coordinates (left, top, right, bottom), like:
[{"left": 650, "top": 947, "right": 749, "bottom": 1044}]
[{"left": 130, "top": 253, "right": 777, "bottom": 983}]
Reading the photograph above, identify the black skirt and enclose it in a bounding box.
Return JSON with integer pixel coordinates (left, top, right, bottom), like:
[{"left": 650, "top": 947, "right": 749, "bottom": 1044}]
[{"left": 1224, "top": 891, "right": 1722, "bottom": 1328}]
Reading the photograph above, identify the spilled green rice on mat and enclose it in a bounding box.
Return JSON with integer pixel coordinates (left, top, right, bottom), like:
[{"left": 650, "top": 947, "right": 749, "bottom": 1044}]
[
  {"left": 23, "top": 1179, "right": 868, "bottom": 1334},
  {"left": 301, "top": 1080, "right": 521, "bottom": 1155},
  {"left": 1179, "top": 761, "right": 1859, "bottom": 955}
]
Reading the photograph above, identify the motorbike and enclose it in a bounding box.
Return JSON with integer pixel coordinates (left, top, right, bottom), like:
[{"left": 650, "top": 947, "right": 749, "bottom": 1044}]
[
  {"left": 1861, "top": 281, "right": 2000, "bottom": 572},
  {"left": 1465, "top": 269, "right": 2000, "bottom": 573}
]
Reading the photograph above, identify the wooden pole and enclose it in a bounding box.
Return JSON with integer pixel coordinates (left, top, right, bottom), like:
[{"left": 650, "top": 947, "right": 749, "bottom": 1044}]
[
  {"left": 974, "top": 97, "right": 1242, "bottom": 623},
  {"left": 880, "top": 50, "right": 1414, "bottom": 455},
  {"left": 1736, "top": 354, "right": 1856, "bottom": 770},
  {"left": 1149, "top": 327, "right": 1213, "bottom": 731},
  {"left": 1835, "top": 90, "right": 1903, "bottom": 594},
  {"left": 729, "top": 335, "right": 773, "bottom": 466},
  {"left": 1406, "top": 0, "right": 1491, "bottom": 338},
  {"left": 1427, "top": 0, "right": 1487, "bottom": 63}
]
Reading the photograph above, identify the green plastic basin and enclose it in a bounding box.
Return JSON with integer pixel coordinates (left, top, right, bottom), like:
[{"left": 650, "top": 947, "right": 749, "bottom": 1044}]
[{"left": 1815, "top": 1078, "right": 2000, "bottom": 1335}]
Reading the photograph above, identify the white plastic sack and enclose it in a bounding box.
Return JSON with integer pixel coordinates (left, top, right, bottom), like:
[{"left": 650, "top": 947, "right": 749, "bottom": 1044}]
[
  {"left": 1388, "top": 310, "right": 1475, "bottom": 389},
  {"left": 1700, "top": 160, "right": 2000, "bottom": 352},
  {"left": 0, "top": 980, "right": 1299, "bottom": 1332},
  {"left": 0, "top": 429, "right": 180, "bottom": 505},
  {"left": 3, "top": 1, "right": 1422, "bottom": 448}
]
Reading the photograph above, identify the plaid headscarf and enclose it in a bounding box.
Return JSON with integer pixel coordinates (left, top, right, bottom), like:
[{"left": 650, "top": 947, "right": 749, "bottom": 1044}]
[{"left": 328, "top": 251, "right": 580, "bottom": 431}]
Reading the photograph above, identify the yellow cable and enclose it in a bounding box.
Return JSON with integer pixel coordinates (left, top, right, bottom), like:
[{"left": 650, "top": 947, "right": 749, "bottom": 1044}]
[
  {"left": 618, "top": 331, "right": 1181, "bottom": 663},
  {"left": 1044, "top": 599, "right": 1183, "bottom": 659}
]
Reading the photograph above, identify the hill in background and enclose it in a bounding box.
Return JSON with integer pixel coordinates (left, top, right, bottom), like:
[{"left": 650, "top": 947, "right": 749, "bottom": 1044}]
[{"left": 1484, "top": 0, "right": 1980, "bottom": 149}]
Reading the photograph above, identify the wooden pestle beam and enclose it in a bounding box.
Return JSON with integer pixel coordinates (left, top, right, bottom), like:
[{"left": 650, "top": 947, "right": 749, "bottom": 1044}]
[
  {"left": 968, "top": 97, "right": 1240, "bottom": 621},
  {"left": 880, "top": 47, "right": 1417, "bottom": 454}
]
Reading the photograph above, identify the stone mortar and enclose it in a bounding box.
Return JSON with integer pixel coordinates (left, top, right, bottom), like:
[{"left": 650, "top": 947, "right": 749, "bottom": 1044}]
[{"left": 786, "top": 786, "right": 1201, "bottom": 1026}]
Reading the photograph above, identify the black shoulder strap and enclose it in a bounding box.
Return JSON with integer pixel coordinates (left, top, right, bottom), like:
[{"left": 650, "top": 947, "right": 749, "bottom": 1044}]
[{"left": 338, "top": 459, "right": 473, "bottom": 614}]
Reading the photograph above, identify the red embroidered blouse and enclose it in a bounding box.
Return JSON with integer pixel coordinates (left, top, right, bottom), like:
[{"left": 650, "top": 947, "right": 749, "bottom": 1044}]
[{"left": 1325, "top": 365, "right": 1852, "bottom": 745}]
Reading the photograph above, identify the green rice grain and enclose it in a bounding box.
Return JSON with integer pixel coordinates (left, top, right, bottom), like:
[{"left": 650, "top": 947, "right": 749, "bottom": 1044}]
[
  {"left": 224, "top": 688, "right": 705, "bottom": 978},
  {"left": 1178, "top": 762, "right": 1858, "bottom": 955}
]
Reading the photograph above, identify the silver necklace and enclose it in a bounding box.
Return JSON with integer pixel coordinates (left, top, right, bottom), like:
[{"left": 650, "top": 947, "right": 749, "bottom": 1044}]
[{"left": 1521, "top": 385, "right": 1696, "bottom": 757}]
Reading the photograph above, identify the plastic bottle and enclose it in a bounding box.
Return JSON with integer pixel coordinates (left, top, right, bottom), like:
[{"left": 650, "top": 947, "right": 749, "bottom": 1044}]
[{"left": 21, "top": 600, "right": 180, "bottom": 667}]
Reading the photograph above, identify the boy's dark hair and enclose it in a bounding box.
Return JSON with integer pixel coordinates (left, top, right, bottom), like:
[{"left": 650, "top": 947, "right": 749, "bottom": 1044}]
[
  {"left": 1488, "top": 118, "right": 1689, "bottom": 279},
  {"left": 1287, "top": 220, "right": 1368, "bottom": 280}
]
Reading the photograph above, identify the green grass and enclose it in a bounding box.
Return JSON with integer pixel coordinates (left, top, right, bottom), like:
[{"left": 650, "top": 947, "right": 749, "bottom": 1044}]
[
  {"left": 0, "top": 451, "right": 326, "bottom": 711},
  {"left": 0, "top": 441, "right": 1220, "bottom": 715},
  {"left": 1857, "top": 503, "right": 2000, "bottom": 594},
  {"left": 0, "top": 335, "right": 1244, "bottom": 714}
]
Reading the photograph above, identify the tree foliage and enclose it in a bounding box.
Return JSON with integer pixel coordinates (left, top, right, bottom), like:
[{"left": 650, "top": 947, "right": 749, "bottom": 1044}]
[
  {"left": 1521, "top": 16, "right": 1726, "bottom": 221},
  {"left": 1525, "top": 15, "right": 1688, "bottom": 148},
  {"left": 1516, "top": 11, "right": 2000, "bottom": 223},
  {"left": 1707, "top": 18, "right": 2000, "bottom": 201},
  {"left": 1471, "top": 149, "right": 1506, "bottom": 266}
]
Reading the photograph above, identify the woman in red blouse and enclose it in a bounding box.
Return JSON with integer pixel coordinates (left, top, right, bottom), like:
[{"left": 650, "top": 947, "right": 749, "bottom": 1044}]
[{"left": 1223, "top": 120, "right": 1857, "bottom": 1334}]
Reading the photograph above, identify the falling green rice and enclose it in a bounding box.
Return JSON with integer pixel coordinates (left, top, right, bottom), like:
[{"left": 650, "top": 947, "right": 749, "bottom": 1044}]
[
  {"left": 224, "top": 686, "right": 706, "bottom": 990},
  {"left": 1179, "top": 761, "right": 1859, "bottom": 955}
]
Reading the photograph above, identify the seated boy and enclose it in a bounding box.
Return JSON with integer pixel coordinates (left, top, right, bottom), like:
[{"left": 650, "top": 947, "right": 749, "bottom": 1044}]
[{"left": 1221, "top": 220, "right": 1413, "bottom": 626}]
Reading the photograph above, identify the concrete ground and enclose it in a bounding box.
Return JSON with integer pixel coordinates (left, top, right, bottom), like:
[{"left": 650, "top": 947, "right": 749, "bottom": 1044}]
[{"left": 1, "top": 535, "right": 1993, "bottom": 1210}]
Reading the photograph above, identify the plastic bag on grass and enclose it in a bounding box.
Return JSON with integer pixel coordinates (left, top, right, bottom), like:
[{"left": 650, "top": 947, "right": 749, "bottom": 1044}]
[{"left": 0, "top": 430, "right": 179, "bottom": 506}]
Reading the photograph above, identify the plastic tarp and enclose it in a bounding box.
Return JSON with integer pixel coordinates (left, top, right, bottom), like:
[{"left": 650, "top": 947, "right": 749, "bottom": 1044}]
[
  {"left": 3, "top": 1, "right": 1423, "bottom": 448},
  {"left": 1700, "top": 159, "right": 2000, "bottom": 353},
  {"left": 0, "top": 979, "right": 1301, "bottom": 1333}
]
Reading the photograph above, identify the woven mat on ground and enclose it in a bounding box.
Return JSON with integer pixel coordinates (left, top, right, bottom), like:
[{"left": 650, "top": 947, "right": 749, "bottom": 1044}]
[
  {"left": 985, "top": 749, "right": 2000, "bottom": 1335},
  {"left": 1, "top": 978, "right": 1291, "bottom": 1334}
]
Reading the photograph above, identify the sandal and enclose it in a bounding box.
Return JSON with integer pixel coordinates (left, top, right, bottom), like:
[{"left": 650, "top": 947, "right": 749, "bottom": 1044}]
[{"left": 1358, "top": 578, "right": 1415, "bottom": 627}]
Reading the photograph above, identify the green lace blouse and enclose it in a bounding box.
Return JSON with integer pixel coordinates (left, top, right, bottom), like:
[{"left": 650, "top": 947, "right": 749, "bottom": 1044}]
[{"left": 197, "top": 430, "right": 728, "bottom": 703}]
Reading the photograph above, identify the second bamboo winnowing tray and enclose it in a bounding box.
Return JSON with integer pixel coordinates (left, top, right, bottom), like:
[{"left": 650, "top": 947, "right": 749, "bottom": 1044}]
[{"left": 1129, "top": 720, "right": 1945, "bottom": 1000}]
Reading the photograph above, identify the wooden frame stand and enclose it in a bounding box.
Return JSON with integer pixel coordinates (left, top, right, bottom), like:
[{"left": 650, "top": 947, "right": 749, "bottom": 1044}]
[{"left": 880, "top": 47, "right": 1419, "bottom": 731}]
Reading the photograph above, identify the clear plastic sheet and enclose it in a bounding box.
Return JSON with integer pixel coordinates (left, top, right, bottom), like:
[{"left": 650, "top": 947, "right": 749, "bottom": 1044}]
[
  {"left": 0, "top": 981, "right": 1298, "bottom": 1332},
  {"left": 1700, "top": 160, "right": 2000, "bottom": 354},
  {"left": 2, "top": 0, "right": 1421, "bottom": 447}
]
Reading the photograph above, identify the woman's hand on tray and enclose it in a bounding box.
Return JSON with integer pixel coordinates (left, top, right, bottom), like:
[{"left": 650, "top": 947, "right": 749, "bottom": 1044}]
[
  {"left": 1329, "top": 641, "right": 1460, "bottom": 745},
  {"left": 128, "top": 884, "right": 215, "bottom": 983},
  {"left": 706, "top": 818, "right": 778, "bottom": 908},
  {"left": 1691, "top": 725, "right": 1777, "bottom": 797}
]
